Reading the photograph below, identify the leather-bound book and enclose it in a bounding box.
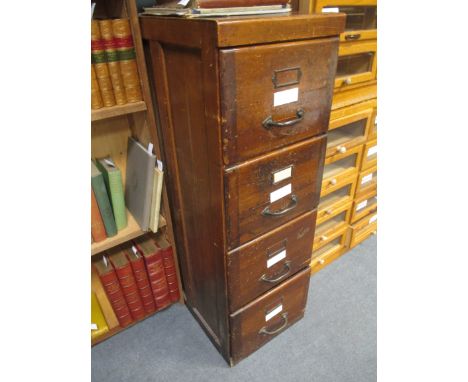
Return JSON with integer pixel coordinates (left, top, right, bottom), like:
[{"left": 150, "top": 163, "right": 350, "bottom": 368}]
[
  {"left": 91, "top": 64, "right": 103, "bottom": 109},
  {"left": 194, "top": 0, "right": 289, "bottom": 7},
  {"left": 91, "top": 189, "right": 107, "bottom": 242},
  {"left": 91, "top": 160, "right": 117, "bottom": 237},
  {"left": 134, "top": 236, "right": 171, "bottom": 309},
  {"left": 108, "top": 248, "right": 146, "bottom": 321},
  {"left": 94, "top": 256, "right": 133, "bottom": 327},
  {"left": 155, "top": 235, "right": 180, "bottom": 302},
  {"left": 121, "top": 243, "right": 156, "bottom": 314},
  {"left": 91, "top": 292, "right": 109, "bottom": 340}
]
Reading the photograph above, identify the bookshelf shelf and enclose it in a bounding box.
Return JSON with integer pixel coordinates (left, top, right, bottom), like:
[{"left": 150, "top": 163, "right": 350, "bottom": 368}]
[
  {"left": 91, "top": 101, "right": 147, "bottom": 122},
  {"left": 91, "top": 209, "right": 167, "bottom": 256}
]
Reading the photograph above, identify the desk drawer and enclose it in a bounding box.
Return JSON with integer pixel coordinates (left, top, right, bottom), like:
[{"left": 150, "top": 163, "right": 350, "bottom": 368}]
[
  {"left": 313, "top": 222, "right": 348, "bottom": 253},
  {"left": 335, "top": 40, "right": 377, "bottom": 89},
  {"left": 321, "top": 145, "right": 363, "bottom": 196},
  {"left": 225, "top": 136, "right": 326, "bottom": 249},
  {"left": 350, "top": 212, "right": 377, "bottom": 248},
  {"left": 230, "top": 267, "right": 310, "bottom": 365},
  {"left": 351, "top": 189, "right": 377, "bottom": 224},
  {"left": 317, "top": 1, "right": 377, "bottom": 42},
  {"left": 220, "top": 38, "right": 339, "bottom": 165},
  {"left": 356, "top": 165, "right": 377, "bottom": 196},
  {"left": 317, "top": 175, "right": 357, "bottom": 225},
  {"left": 361, "top": 138, "right": 377, "bottom": 171},
  {"left": 227, "top": 211, "right": 316, "bottom": 313}
]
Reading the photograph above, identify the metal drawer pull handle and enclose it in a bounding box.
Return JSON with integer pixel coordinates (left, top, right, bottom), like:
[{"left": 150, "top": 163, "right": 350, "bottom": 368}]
[
  {"left": 345, "top": 33, "right": 361, "bottom": 41},
  {"left": 259, "top": 313, "right": 289, "bottom": 336},
  {"left": 262, "top": 194, "right": 298, "bottom": 217},
  {"left": 260, "top": 261, "right": 291, "bottom": 283},
  {"left": 262, "top": 108, "right": 305, "bottom": 130}
]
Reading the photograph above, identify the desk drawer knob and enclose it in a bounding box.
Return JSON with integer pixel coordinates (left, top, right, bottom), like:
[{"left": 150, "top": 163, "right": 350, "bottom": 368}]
[
  {"left": 329, "top": 178, "right": 337, "bottom": 186},
  {"left": 319, "top": 259, "right": 325, "bottom": 265},
  {"left": 320, "top": 235, "right": 328, "bottom": 241},
  {"left": 325, "top": 209, "right": 333, "bottom": 215},
  {"left": 337, "top": 146, "right": 347, "bottom": 154},
  {"left": 343, "top": 77, "right": 352, "bottom": 85}
]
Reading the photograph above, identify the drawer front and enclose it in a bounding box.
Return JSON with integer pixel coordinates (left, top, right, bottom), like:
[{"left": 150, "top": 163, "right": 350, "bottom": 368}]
[
  {"left": 350, "top": 212, "right": 377, "bottom": 248},
  {"left": 351, "top": 189, "right": 377, "bottom": 224},
  {"left": 335, "top": 40, "right": 377, "bottom": 89},
  {"left": 321, "top": 144, "right": 363, "bottom": 196},
  {"left": 361, "top": 138, "right": 377, "bottom": 171},
  {"left": 356, "top": 164, "right": 377, "bottom": 196},
  {"left": 310, "top": 235, "right": 348, "bottom": 275},
  {"left": 225, "top": 136, "right": 326, "bottom": 249},
  {"left": 227, "top": 211, "right": 316, "bottom": 313},
  {"left": 369, "top": 105, "right": 377, "bottom": 139},
  {"left": 220, "top": 38, "right": 339, "bottom": 165},
  {"left": 332, "top": 81, "right": 377, "bottom": 111},
  {"left": 313, "top": 201, "right": 351, "bottom": 250},
  {"left": 317, "top": 174, "right": 356, "bottom": 225},
  {"left": 326, "top": 107, "right": 372, "bottom": 157},
  {"left": 316, "top": 0, "right": 377, "bottom": 42},
  {"left": 312, "top": 223, "right": 348, "bottom": 254},
  {"left": 230, "top": 267, "right": 310, "bottom": 365}
]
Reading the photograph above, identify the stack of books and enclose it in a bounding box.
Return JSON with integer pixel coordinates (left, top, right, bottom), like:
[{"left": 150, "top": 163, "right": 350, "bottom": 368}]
[
  {"left": 142, "top": 0, "right": 292, "bottom": 17},
  {"left": 92, "top": 234, "right": 180, "bottom": 334},
  {"left": 91, "top": 18, "right": 143, "bottom": 110}
]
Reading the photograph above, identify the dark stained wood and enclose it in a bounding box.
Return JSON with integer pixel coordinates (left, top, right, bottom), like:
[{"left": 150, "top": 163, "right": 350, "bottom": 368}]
[
  {"left": 229, "top": 267, "right": 310, "bottom": 365},
  {"left": 220, "top": 38, "right": 338, "bottom": 164},
  {"left": 227, "top": 210, "right": 316, "bottom": 312},
  {"left": 225, "top": 136, "right": 326, "bottom": 249}
]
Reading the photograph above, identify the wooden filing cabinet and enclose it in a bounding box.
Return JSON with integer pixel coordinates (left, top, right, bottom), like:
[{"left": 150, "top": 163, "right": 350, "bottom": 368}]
[
  {"left": 349, "top": 210, "right": 377, "bottom": 248},
  {"left": 361, "top": 137, "right": 377, "bottom": 170},
  {"left": 141, "top": 14, "right": 345, "bottom": 365},
  {"left": 350, "top": 188, "right": 377, "bottom": 223},
  {"left": 356, "top": 164, "right": 377, "bottom": 196}
]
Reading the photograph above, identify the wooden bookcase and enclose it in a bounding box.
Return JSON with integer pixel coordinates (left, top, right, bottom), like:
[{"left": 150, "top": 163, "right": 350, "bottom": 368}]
[{"left": 91, "top": 0, "right": 183, "bottom": 346}]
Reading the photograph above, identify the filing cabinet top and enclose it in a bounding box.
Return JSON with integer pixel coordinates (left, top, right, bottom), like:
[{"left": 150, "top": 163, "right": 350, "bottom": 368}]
[{"left": 140, "top": 13, "right": 345, "bottom": 48}]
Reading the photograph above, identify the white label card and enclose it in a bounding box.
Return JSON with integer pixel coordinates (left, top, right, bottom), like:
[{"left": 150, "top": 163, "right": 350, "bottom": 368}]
[
  {"left": 361, "top": 174, "right": 373, "bottom": 184},
  {"left": 273, "top": 166, "right": 292, "bottom": 184},
  {"left": 367, "top": 146, "right": 377, "bottom": 157},
  {"left": 267, "top": 249, "right": 286, "bottom": 268},
  {"left": 369, "top": 215, "right": 377, "bottom": 224},
  {"left": 91, "top": 323, "right": 98, "bottom": 331},
  {"left": 322, "top": 7, "right": 339, "bottom": 13},
  {"left": 178, "top": 0, "right": 190, "bottom": 6},
  {"left": 265, "top": 304, "right": 283, "bottom": 322},
  {"left": 157, "top": 159, "right": 164, "bottom": 172},
  {"left": 273, "top": 87, "right": 298, "bottom": 107},
  {"left": 270, "top": 183, "right": 291, "bottom": 203},
  {"left": 356, "top": 200, "right": 368, "bottom": 211}
]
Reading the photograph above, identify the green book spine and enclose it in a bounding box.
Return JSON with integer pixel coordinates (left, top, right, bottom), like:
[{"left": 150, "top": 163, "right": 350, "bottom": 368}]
[
  {"left": 91, "top": 172, "right": 118, "bottom": 237},
  {"left": 96, "top": 161, "right": 127, "bottom": 230}
]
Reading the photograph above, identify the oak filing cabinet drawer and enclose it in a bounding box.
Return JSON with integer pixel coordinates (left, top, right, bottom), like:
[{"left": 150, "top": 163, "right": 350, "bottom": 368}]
[
  {"left": 332, "top": 81, "right": 377, "bottom": 111},
  {"left": 230, "top": 267, "right": 310, "bottom": 365},
  {"left": 361, "top": 138, "right": 377, "bottom": 171},
  {"left": 314, "top": 200, "right": 351, "bottom": 250},
  {"left": 142, "top": 14, "right": 345, "bottom": 366},
  {"left": 351, "top": 189, "right": 377, "bottom": 224},
  {"left": 321, "top": 144, "right": 363, "bottom": 196},
  {"left": 350, "top": 211, "right": 377, "bottom": 248},
  {"left": 317, "top": 175, "right": 357, "bottom": 225},
  {"left": 311, "top": 225, "right": 348, "bottom": 263},
  {"left": 316, "top": 0, "right": 377, "bottom": 42},
  {"left": 313, "top": 220, "right": 348, "bottom": 253},
  {"left": 227, "top": 210, "right": 316, "bottom": 313},
  {"left": 356, "top": 164, "right": 377, "bottom": 196},
  {"left": 225, "top": 136, "right": 326, "bottom": 249}
]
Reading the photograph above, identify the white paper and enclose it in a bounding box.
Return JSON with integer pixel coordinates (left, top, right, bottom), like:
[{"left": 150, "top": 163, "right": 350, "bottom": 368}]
[
  {"left": 273, "top": 166, "right": 292, "bottom": 184},
  {"left": 265, "top": 304, "right": 283, "bottom": 322},
  {"left": 157, "top": 159, "right": 164, "bottom": 171},
  {"left": 322, "top": 7, "right": 339, "bottom": 13},
  {"left": 274, "top": 87, "right": 298, "bottom": 107},
  {"left": 147, "top": 142, "right": 153, "bottom": 154},
  {"left": 103, "top": 158, "right": 115, "bottom": 168},
  {"left": 267, "top": 250, "right": 286, "bottom": 268},
  {"left": 178, "top": 0, "right": 190, "bottom": 5},
  {"left": 91, "top": 323, "right": 98, "bottom": 331},
  {"left": 131, "top": 245, "right": 139, "bottom": 255},
  {"left": 369, "top": 215, "right": 377, "bottom": 224},
  {"left": 356, "top": 200, "right": 368, "bottom": 211},
  {"left": 367, "top": 146, "right": 377, "bottom": 157},
  {"left": 270, "top": 183, "right": 292, "bottom": 203},
  {"left": 361, "top": 173, "right": 373, "bottom": 184}
]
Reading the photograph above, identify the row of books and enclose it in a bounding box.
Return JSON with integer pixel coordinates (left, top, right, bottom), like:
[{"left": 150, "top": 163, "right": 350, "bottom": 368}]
[
  {"left": 91, "top": 137, "right": 164, "bottom": 243},
  {"left": 91, "top": 18, "right": 143, "bottom": 110},
  {"left": 92, "top": 234, "right": 180, "bottom": 338}
]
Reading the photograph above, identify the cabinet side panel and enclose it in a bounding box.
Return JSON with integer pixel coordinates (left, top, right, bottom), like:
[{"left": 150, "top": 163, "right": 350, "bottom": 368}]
[{"left": 147, "top": 41, "right": 229, "bottom": 357}]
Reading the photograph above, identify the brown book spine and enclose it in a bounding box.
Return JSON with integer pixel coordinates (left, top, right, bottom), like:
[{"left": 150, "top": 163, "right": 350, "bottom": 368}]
[
  {"left": 96, "top": 266, "right": 133, "bottom": 327},
  {"left": 160, "top": 245, "right": 181, "bottom": 303},
  {"left": 91, "top": 189, "right": 107, "bottom": 242},
  {"left": 111, "top": 19, "right": 143, "bottom": 103},
  {"left": 195, "top": 0, "right": 289, "bottom": 8},
  {"left": 111, "top": 259, "right": 146, "bottom": 321},
  {"left": 127, "top": 251, "right": 157, "bottom": 314},
  {"left": 91, "top": 65, "right": 103, "bottom": 110},
  {"left": 91, "top": 20, "right": 116, "bottom": 107}
]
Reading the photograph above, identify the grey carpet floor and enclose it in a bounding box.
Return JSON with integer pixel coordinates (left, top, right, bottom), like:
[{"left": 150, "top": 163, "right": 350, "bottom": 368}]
[{"left": 92, "top": 235, "right": 376, "bottom": 382}]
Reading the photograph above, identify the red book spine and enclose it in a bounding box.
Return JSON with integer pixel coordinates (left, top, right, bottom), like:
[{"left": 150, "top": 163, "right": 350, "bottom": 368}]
[
  {"left": 140, "top": 247, "right": 172, "bottom": 310},
  {"left": 113, "top": 263, "right": 146, "bottom": 320},
  {"left": 160, "top": 245, "right": 181, "bottom": 303},
  {"left": 128, "top": 255, "right": 157, "bottom": 314},
  {"left": 98, "top": 269, "right": 133, "bottom": 327}
]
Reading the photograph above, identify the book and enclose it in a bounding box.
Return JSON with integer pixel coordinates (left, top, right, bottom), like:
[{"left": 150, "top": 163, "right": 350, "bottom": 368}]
[
  {"left": 91, "top": 160, "right": 117, "bottom": 237},
  {"left": 149, "top": 166, "right": 164, "bottom": 233},
  {"left": 91, "top": 188, "right": 107, "bottom": 242},
  {"left": 134, "top": 236, "right": 172, "bottom": 310},
  {"left": 95, "top": 157, "right": 127, "bottom": 231},
  {"left": 91, "top": 292, "right": 109, "bottom": 340},
  {"left": 155, "top": 235, "right": 181, "bottom": 302},
  {"left": 94, "top": 256, "right": 133, "bottom": 327},
  {"left": 91, "top": 64, "right": 103, "bottom": 109},
  {"left": 108, "top": 248, "right": 146, "bottom": 321},
  {"left": 125, "top": 137, "right": 156, "bottom": 231},
  {"left": 121, "top": 243, "right": 157, "bottom": 314}
]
